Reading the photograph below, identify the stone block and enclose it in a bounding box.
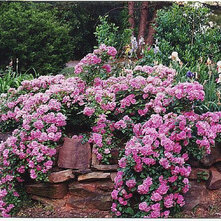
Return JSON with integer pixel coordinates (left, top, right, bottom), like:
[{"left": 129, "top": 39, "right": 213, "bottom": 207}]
[
  {"left": 183, "top": 181, "right": 209, "bottom": 211},
  {"left": 200, "top": 142, "right": 221, "bottom": 167},
  {"left": 48, "top": 169, "right": 75, "bottom": 183},
  {"left": 31, "top": 195, "right": 66, "bottom": 207},
  {"left": 25, "top": 183, "right": 68, "bottom": 199},
  {"left": 58, "top": 138, "right": 91, "bottom": 170},
  {"left": 69, "top": 180, "right": 114, "bottom": 197},
  {"left": 67, "top": 193, "right": 112, "bottom": 211},
  {"left": 207, "top": 167, "right": 221, "bottom": 190},
  {"left": 92, "top": 164, "right": 118, "bottom": 171},
  {"left": 78, "top": 172, "right": 111, "bottom": 182}
]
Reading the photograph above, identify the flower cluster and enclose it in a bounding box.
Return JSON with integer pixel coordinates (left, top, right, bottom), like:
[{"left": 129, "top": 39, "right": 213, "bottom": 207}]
[
  {"left": 74, "top": 44, "right": 117, "bottom": 83},
  {"left": 0, "top": 45, "right": 221, "bottom": 218},
  {"left": 111, "top": 112, "right": 221, "bottom": 218}
]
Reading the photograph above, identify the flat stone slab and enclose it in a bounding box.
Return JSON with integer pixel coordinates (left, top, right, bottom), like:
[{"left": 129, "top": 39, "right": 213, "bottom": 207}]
[
  {"left": 207, "top": 167, "right": 221, "bottom": 190},
  {"left": 78, "top": 172, "right": 111, "bottom": 182},
  {"left": 58, "top": 138, "right": 91, "bottom": 170},
  {"left": 184, "top": 181, "right": 209, "bottom": 211},
  {"left": 48, "top": 169, "right": 75, "bottom": 183},
  {"left": 67, "top": 193, "right": 112, "bottom": 211},
  {"left": 92, "top": 164, "right": 118, "bottom": 171},
  {"left": 69, "top": 180, "right": 114, "bottom": 197},
  {"left": 26, "top": 183, "right": 68, "bottom": 199}
]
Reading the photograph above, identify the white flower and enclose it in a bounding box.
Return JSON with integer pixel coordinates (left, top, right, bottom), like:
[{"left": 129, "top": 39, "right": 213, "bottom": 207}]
[
  {"left": 217, "top": 61, "right": 221, "bottom": 73},
  {"left": 217, "top": 74, "right": 221, "bottom": 83},
  {"left": 208, "top": 21, "right": 214, "bottom": 28},
  {"left": 138, "top": 37, "right": 145, "bottom": 46},
  {"left": 206, "top": 57, "right": 212, "bottom": 66},
  {"left": 169, "top": 51, "right": 180, "bottom": 62}
]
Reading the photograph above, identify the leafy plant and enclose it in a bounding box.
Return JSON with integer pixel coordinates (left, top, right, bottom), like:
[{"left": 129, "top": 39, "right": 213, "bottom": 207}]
[
  {"left": 155, "top": 2, "right": 221, "bottom": 66},
  {"left": 94, "top": 15, "right": 132, "bottom": 56},
  {"left": 0, "top": 2, "right": 72, "bottom": 75}
]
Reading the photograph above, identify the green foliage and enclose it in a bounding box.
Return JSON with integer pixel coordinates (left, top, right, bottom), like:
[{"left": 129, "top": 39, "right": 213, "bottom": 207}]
[
  {"left": 0, "top": 66, "right": 33, "bottom": 94},
  {"left": 94, "top": 15, "right": 132, "bottom": 56},
  {"left": 0, "top": 2, "right": 72, "bottom": 75},
  {"left": 155, "top": 2, "right": 221, "bottom": 66},
  {"left": 54, "top": 2, "right": 126, "bottom": 59}
]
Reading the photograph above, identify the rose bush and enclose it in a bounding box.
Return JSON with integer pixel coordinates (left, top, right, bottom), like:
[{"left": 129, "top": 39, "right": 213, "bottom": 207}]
[{"left": 0, "top": 45, "right": 221, "bottom": 217}]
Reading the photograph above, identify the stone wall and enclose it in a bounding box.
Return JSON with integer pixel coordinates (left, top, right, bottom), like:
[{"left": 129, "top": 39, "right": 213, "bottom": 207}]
[
  {"left": 25, "top": 137, "right": 117, "bottom": 212},
  {"left": 2, "top": 134, "right": 221, "bottom": 214}
]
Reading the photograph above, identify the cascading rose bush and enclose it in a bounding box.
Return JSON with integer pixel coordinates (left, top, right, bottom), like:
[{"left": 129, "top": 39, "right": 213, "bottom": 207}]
[
  {"left": 111, "top": 113, "right": 221, "bottom": 218},
  {"left": 0, "top": 45, "right": 221, "bottom": 218}
]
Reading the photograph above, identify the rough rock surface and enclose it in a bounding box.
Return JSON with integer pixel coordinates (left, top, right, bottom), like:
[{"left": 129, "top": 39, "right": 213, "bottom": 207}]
[
  {"left": 200, "top": 143, "right": 221, "bottom": 167},
  {"left": 26, "top": 183, "right": 68, "bottom": 199},
  {"left": 58, "top": 138, "right": 91, "bottom": 170},
  {"left": 184, "top": 181, "right": 209, "bottom": 210},
  {"left": 92, "top": 164, "right": 118, "bottom": 171},
  {"left": 78, "top": 172, "right": 111, "bottom": 182},
  {"left": 189, "top": 168, "right": 210, "bottom": 181},
  {"left": 48, "top": 169, "right": 75, "bottom": 183},
  {"left": 207, "top": 167, "right": 221, "bottom": 190}
]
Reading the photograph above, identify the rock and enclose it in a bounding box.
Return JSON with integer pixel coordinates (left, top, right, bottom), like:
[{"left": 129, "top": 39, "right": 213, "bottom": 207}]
[
  {"left": 215, "top": 162, "right": 221, "bottom": 173},
  {"left": 0, "top": 132, "right": 11, "bottom": 142},
  {"left": 110, "top": 172, "right": 117, "bottom": 182},
  {"left": 207, "top": 167, "right": 221, "bottom": 190},
  {"left": 67, "top": 193, "right": 112, "bottom": 211},
  {"left": 183, "top": 181, "right": 209, "bottom": 211},
  {"left": 25, "top": 183, "right": 68, "bottom": 199},
  {"left": 78, "top": 172, "right": 111, "bottom": 182},
  {"left": 73, "top": 169, "right": 92, "bottom": 175},
  {"left": 92, "top": 164, "right": 118, "bottom": 171},
  {"left": 109, "top": 148, "right": 119, "bottom": 165},
  {"left": 48, "top": 169, "right": 75, "bottom": 183},
  {"left": 91, "top": 146, "right": 100, "bottom": 166},
  {"left": 187, "top": 156, "right": 201, "bottom": 168},
  {"left": 200, "top": 142, "right": 221, "bottom": 167},
  {"left": 69, "top": 180, "right": 114, "bottom": 197},
  {"left": 58, "top": 138, "right": 91, "bottom": 170},
  {"left": 189, "top": 168, "right": 210, "bottom": 181},
  {"left": 31, "top": 195, "right": 66, "bottom": 207}
]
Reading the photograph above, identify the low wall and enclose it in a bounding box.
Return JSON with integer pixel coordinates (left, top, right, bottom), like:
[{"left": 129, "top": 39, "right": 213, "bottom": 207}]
[{"left": 1, "top": 134, "right": 221, "bottom": 214}]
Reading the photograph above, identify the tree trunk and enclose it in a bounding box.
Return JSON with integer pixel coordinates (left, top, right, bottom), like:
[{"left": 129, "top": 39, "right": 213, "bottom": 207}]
[
  {"left": 138, "top": 1, "right": 149, "bottom": 42},
  {"left": 128, "top": 2, "right": 135, "bottom": 34},
  {"left": 145, "top": 9, "right": 157, "bottom": 46}
]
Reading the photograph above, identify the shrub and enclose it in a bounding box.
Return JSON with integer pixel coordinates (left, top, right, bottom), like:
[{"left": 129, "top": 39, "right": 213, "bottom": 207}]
[
  {"left": 94, "top": 15, "right": 132, "bottom": 56},
  {"left": 0, "top": 2, "right": 72, "bottom": 75},
  {"left": 155, "top": 2, "right": 221, "bottom": 66},
  {"left": 0, "top": 45, "right": 221, "bottom": 217}
]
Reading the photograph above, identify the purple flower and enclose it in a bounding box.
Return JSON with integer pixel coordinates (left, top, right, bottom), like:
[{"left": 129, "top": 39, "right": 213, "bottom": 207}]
[{"left": 186, "top": 71, "right": 194, "bottom": 78}]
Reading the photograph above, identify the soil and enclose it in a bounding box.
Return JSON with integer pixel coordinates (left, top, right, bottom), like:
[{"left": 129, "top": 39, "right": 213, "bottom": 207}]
[
  {"left": 16, "top": 200, "right": 112, "bottom": 218},
  {"left": 15, "top": 198, "right": 221, "bottom": 218}
]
